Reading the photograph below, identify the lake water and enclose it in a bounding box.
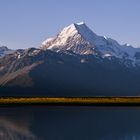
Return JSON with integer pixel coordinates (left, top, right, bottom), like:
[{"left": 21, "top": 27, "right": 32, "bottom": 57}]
[{"left": 0, "top": 106, "right": 140, "bottom": 140}]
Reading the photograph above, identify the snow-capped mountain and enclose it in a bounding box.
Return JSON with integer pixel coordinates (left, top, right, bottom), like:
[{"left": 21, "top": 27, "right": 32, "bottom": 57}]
[
  {"left": 42, "top": 22, "right": 140, "bottom": 62},
  {"left": 1, "top": 22, "right": 140, "bottom": 96},
  {"left": 0, "top": 46, "right": 14, "bottom": 57}
]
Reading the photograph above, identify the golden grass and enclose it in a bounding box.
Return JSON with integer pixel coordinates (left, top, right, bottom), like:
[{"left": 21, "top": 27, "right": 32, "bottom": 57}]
[{"left": 0, "top": 97, "right": 140, "bottom": 105}]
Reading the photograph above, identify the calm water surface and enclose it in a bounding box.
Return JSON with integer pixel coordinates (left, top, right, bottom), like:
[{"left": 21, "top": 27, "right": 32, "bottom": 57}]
[{"left": 0, "top": 106, "right": 140, "bottom": 140}]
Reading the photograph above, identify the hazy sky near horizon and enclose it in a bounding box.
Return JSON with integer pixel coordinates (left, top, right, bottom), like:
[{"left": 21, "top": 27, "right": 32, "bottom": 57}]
[{"left": 0, "top": 0, "right": 140, "bottom": 49}]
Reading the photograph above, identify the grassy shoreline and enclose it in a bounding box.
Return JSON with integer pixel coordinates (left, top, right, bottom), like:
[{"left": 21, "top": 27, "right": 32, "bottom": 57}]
[{"left": 0, "top": 97, "right": 140, "bottom": 106}]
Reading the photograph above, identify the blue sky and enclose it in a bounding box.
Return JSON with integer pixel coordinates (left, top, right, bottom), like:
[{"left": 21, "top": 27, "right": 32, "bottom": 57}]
[{"left": 0, "top": 0, "right": 140, "bottom": 49}]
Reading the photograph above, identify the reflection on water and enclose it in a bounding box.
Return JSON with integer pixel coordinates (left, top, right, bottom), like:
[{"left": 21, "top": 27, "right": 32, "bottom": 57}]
[
  {"left": 0, "top": 117, "right": 37, "bottom": 139},
  {"left": 0, "top": 106, "right": 140, "bottom": 140}
]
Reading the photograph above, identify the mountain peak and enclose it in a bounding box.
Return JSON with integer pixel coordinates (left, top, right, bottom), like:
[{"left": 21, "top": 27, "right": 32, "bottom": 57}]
[
  {"left": 42, "top": 22, "right": 99, "bottom": 50},
  {"left": 69, "top": 21, "right": 86, "bottom": 27},
  {"left": 58, "top": 22, "right": 88, "bottom": 37},
  {"left": 42, "top": 22, "right": 140, "bottom": 60},
  {"left": 76, "top": 21, "right": 85, "bottom": 25},
  {"left": 41, "top": 22, "right": 110, "bottom": 54}
]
